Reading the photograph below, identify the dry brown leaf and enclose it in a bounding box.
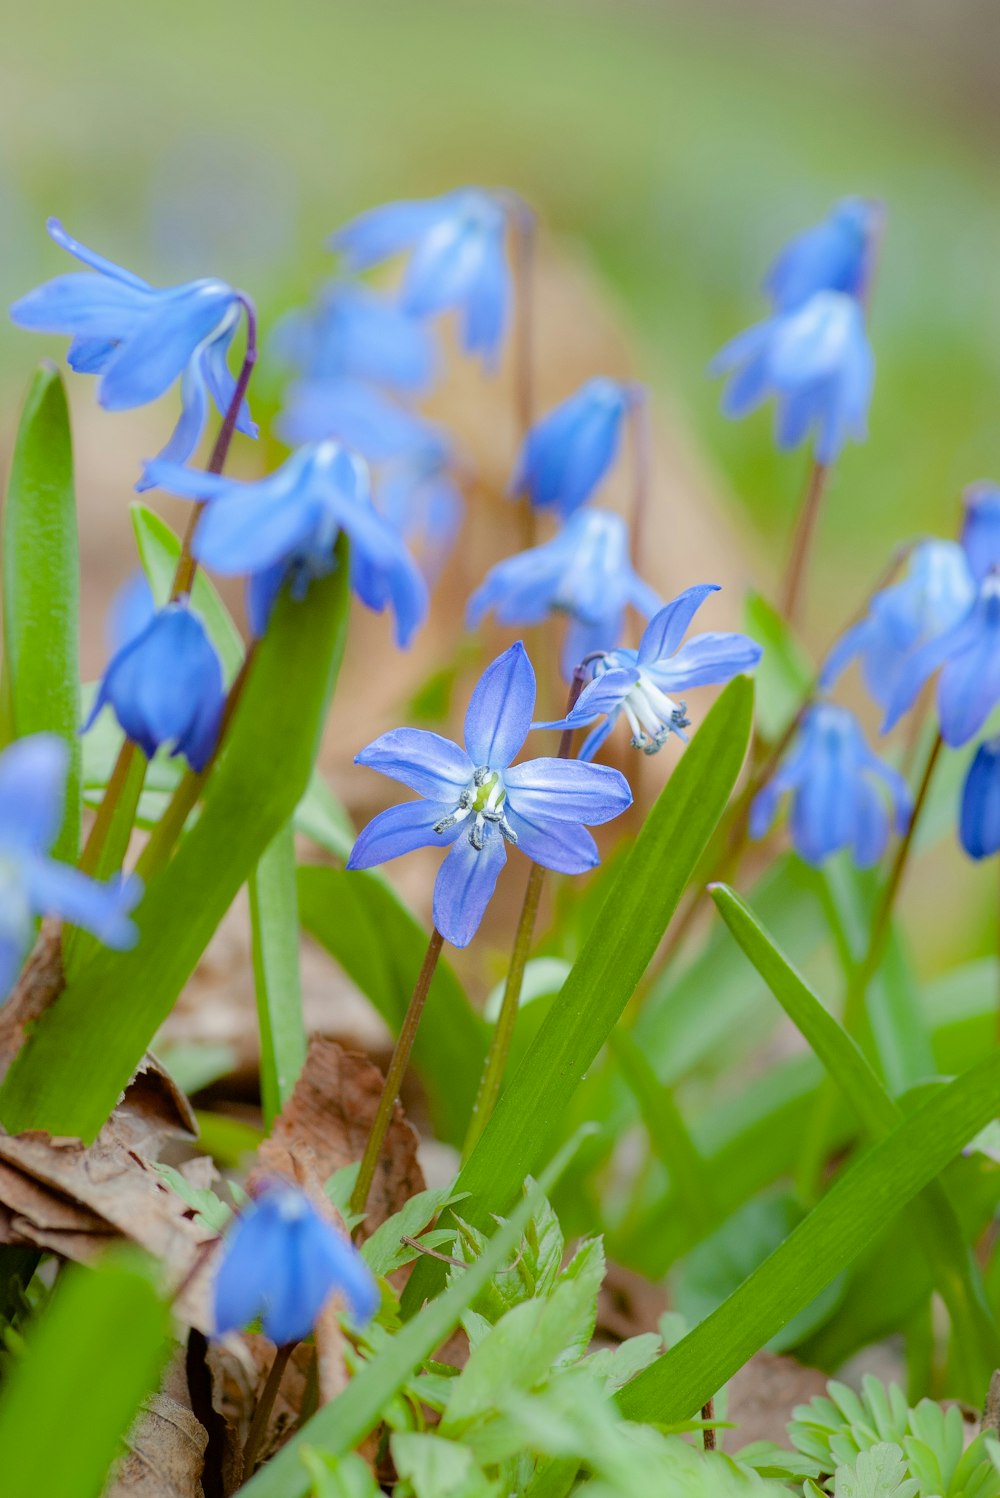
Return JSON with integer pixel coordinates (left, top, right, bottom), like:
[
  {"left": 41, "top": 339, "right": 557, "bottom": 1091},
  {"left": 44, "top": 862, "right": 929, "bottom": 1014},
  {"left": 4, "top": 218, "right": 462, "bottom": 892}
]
[
  {"left": 727, "top": 1352, "right": 829, "bottom": 1447},
  {"left": 104, "top": 1352, "right": 207, "bottom": 1498},
  {"left": 207, "top": 1335, "right": 316, "bottom": 1491}
]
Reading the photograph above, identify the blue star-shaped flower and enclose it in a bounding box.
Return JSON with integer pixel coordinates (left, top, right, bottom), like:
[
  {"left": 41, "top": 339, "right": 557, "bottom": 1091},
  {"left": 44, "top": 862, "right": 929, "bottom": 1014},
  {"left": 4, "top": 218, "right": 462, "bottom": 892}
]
[
  {"left": 960, "top": 737, "right": 1000, "bottom": 861},
  {"left": 346, "top": 643, "right": 632, "bottom": 947},
  {"left": 9, "top": 219, "right": 256, "bottom": 482},
  {"left": 764, "top": 197, "right": 884, "bottom": 312},
  {"left": 510, "top": 378, "right": 638, "bottom": 517},
  {"left": 537, "top": 585, "right": 762, "bottom": 761}
]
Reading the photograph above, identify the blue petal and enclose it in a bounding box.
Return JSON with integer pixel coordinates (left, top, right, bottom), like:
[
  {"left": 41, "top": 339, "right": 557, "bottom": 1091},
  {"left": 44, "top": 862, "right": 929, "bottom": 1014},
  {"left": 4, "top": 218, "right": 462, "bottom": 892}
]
[
  {"left": 961, "top": 483, "right": 1000, "bottom": 584},
  {"left": 463, "top": 642, "right": 536, "bottom": 768},
  {"left": 138, "top": 460, "right": 235, "bottom": 502},
  {"left": 560, "top": 612, "right": 624, "bottom": 680},
  {"left": 0, "top": 735, "right": 67, "bottom": 856},
  {"left": 279, "top": 377, "right": 442, "bottom": 460},
  {"left": 193, "top": 491, "right": 320, "bottom": 577},
  {"left": 106, "top": 571, "right": 156, "bottom": 652},
  {"left": 937, "top": 622, "right": 1000, "bottom": 748},
  {"left": 356, "top": 729, "right": 472, "bottom": 799},
  {"left": 960, "top": 739, "right": 1000, "bottom": 860},
  {"left": 748, "top": 780, "right": 783, "bottom": 842},
  {"left": 246, "top": 564, "right": 289, "bottom": 638},
  {"left": 819, "top": 617, "right": 874, "bottom": 695},
  {"left": 23, "top": 859, "right": 140, "bottom": 946},
  {"left": 98, "top": 283, "right": 237, "bottom": 410},
  {"left": 331, "top": 199, "right": 447, "bottom": 270},
  {"left": 201, "top": 320, "right": 258, "bottom": 438},
  {"left": 67, "top": 335, "right": 119, "bottom": 373},
  {"left": 764, "top": 198, "right": 880, "bottom": 311},
  {"left": 881, "top": 617, "right": 973, "bottom": 736},
  {"left": 134, "top": 354, "right": 209, "bottom": 489},
  {"left": 459, "top": 236, "right": 510, "bottom": 365},
  {"left": 10, "top": 274, "right": 153, "bottom": 339},
  {"left": 533, "top": 667, "right": 640, "bottom": 731},
  {"left": 46, "top": 218, "right": 151, "bottom": 289},
  {"left": 504, "top": 807, "right": 599, "bottom": 875},
  {"left": 648, "top": 631, "right": 762, "bottom": 691},
  {"left": 346, "top": 799, "right": 456, "bottom": 870},
  {"left": 577, "top": 715, "right": 618, "bottom": 763},
  {"left": 851, "top": 778, "right": 890, "bottom": 869},
  {"left": 432, "top": 829, "right": 507, "bottom": 948},
  {"left": 505, "top": 757, "right": 632, "bottom": 824},
  {"left": 213, "top": 1200, "right": 284, "bottom": 1336},
  {"left": 637, "top": 585, "right": 720, "bottom": 666}
]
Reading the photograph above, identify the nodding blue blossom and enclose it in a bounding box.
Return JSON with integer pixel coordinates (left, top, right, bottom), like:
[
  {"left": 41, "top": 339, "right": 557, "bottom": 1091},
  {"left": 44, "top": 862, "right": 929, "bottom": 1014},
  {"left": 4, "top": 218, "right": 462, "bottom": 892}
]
[
  {"left": 511, "top": 378, "right": 638, "bottom": 517},
  {"left": 820, "top": 540, "right": 976, "bottom": 709},
  {"left": 0, "top": 735, "right": 140, "bottom": 999},
  {"left": 960, "top": 738, "right": 1000, "bottom": 861},
  {"left": 143, "top": 442, "right": 428, "bottom": 644},
  {"left": 331, "top": 189, "right": 512, "bottom": 365},
  {"left": 467, "top": 508, "right": 661, "bottom": 679},
  {"left": 882, "top": 485, "right": 1000, "bottom": 747},
  {"left": 278, "top": 375, "right": 443, "bottom": 462},
  {"left": 274, "top": 281, "right": 436, "bottom": 393},
  {"left": 85, "top": 603, "right": 225, "bottom": 772},
  {"left": 106, "top": 571, "right": 156, "bottom": 653},
  {"left": 376, "top": 443, "right": 464, "bottom": 581},
  {"left": 346, "top": 643, "right": 632, "bottom": 947},
  {"left": 9, "top": 219, "right": 256, "bottom": 481},
  {"left": 213, "top": 1180, "right": 379, "bottom": 1346},
  {"left": 536, "top": 585, "right": 762, "bottom": 762},
  {"left": 711, "top": 291, "right": 874, "bottom": 465},
  {"left": 750, "top": 704, "right": 912, "bottom": 867},
  {"left": 764, "top": 197, "right": 884, "bottom": 312}
]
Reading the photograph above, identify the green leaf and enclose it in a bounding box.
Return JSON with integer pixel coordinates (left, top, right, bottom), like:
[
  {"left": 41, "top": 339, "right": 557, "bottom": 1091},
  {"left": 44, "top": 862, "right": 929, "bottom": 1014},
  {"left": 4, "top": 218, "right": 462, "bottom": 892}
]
[
  {"left": 250, "top": 820, "right": 307, "bottom": 1125},
  {"left": 0, "top": 556, "right": 351, "bottom": 1141},
  {"left": 616, "top": 1044, "right": 1000, "bottom": 1425},
  {"left": 360, "top": 1186, "right": 460, "bottom": 1278},
  {"left": 295, "top": 769, "right": 355, "bottom": 862},
  {"left": 390, "top": 1433, "right": 481, "bottom": 1498},
  {"left": 130, "top": 501, "right": 243, "bottom": 677},
  {"left": 0, "top": 1253, "right": 169, "bottom": 1498},
  {"left": 298, "top": 865, "right": 486, "bottom": 1147},
  {"left": 1, "top": 365, "right": 80, "bottom": 860},
  {"left": 401, "top": 677, "right": 754, "bottom": 1316},
  {"left": 835, "top": 1444, "right": 918, "bottom": 1498}
]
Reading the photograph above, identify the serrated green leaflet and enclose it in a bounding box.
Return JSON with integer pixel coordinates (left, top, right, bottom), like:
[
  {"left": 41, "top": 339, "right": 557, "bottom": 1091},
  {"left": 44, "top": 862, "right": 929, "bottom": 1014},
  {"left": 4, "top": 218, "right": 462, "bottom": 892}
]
[
  {"left": 0, "top": 1254, "right": 169, "bottom": 1498},
  {"left": 401, "top": 677, "right": 754, "bottom": 1315},
  {"left": 617, "top": 1045, "right": 1000, "bottom": 1424},
  {"left": 250, "top": 820, "right": 307, "bottom": 1124},
  {"left": 0, "top": 555, "right": 350, "bottom": 1141},
  {"left": 1, "top": 365, "right": 81, "bottom": 861}
]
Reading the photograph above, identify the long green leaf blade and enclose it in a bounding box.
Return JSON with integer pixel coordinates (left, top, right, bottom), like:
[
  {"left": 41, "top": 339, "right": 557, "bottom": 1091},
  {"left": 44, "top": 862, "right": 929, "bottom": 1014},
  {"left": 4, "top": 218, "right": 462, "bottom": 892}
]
[{"left": 251, "top": 820, "right": 307, "bottom": 1125}]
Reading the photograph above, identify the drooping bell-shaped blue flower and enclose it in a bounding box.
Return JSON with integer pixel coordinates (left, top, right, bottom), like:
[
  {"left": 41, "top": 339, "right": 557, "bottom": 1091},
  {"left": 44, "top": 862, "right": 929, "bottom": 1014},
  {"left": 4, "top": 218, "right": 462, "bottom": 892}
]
[
  {"left": 511, "top": 378, "right": 638, "bottom": 517},
  {"left": 764, "top": 197, "right": 884, "bottom": 312},
  {"left": 278, "top": 375, "right": 444, "bottom": 462},
  {"left": 536, "top": 585, "right": 762, "bottom": 762},
  {"left": 711, "top": 290, "right": 874, "bottom": 465},
  {"left": 213, "top": 1180, "right": 379, "bottom": 1346},
  {"left": 960, "top": 737, "right": 1000, "bottom": 860},
  {"left": 750, "top": 703, "right": 912, "bottom": 867},
  {"left": 331, "top": 189, "right": 512, "bottom": 365},
  {"left": 959, "top": 481, "right": 1000, "bottom": 582},
  {"left": 0, "top": 735, "right": 140, "bottom": 999},
  {"left": 376, "top": 443, "right": 464, "bottom": 581},
  {"left": 347, "top": 643, "right": 632, "bottom": 947},
  {"left": 144, "top": 442, "right": 428, "bottom": 644},
  {"left": 273, "top": 280, "right": 437, "bottom": 393},
  {"left": 84, "top": 603, "right": 225, "bottom": 772},
  {"left": 106, "top": 571, "right": 156, "bottom": 653},
  {"left": 467, "top": 508, "right": 661, "bottom": 678},
  {"left": 10, "top": 219, "right": 256, "bottom": 480},
  {"left": 820, "top": 540, "right": 976, "bottom": 709}
]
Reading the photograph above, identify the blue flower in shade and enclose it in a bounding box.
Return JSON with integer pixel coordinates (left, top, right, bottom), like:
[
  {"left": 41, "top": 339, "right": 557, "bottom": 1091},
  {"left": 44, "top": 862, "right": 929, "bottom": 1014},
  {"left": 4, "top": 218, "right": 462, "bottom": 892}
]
[
  {"left": 764, "top": 197, "right": 884, "bottom": 312},
  {"left": 750, "top": 704, "right": 912, "bottom": 867},
  {"left": 467, "top": 509, "right": 661, "bottom": 679},
  {"left": 84, "top": 603, "right": 225, "bottom": 772},
  {"left": 213, "top": 1181, "right": 379, "bottom": 1346},
  {"left": 274, "top": 281, "right": 436, "bottom": 393},
  {"left": 144, "top": 442, "right": 428, "bottom": 644},
  {"left": 536, "top": 585, "right": 763, "bottom": 762},
  {"left": 820, "top": 540, "right": 976, "bottom": 709},
  {"left": 278, "top": 375, "right": 443, "bottom": 462},
  {"left": 376, "top": 444, "right": 464, "bottom": 581},
  {"left": 960, "top": 738, "right": 1000, "bottom": 860},
  {"left": 346, "top": 643, "right": 632, "bottom": 947},
  {"left": 711, "top": 290, "right": 874, "bottom": 464},
  {"left": 511, "top": 378, "right": 638, "bottom": 517},
  {"left": 9, "top": 219, "right": 256, "bottom": 480},
  {"left": 0, "top": 735, "right": 140, "bottom": 999},
  {"left": 331, "top": 189, "right": 511, "bottom": 365}
]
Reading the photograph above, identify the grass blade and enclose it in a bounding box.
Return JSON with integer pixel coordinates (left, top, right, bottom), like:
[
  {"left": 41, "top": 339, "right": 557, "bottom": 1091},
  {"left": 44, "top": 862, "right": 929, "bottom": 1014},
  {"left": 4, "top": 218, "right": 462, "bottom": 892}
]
[{"left": 251, "top": 820, "right": 307, "bottom": 1125}]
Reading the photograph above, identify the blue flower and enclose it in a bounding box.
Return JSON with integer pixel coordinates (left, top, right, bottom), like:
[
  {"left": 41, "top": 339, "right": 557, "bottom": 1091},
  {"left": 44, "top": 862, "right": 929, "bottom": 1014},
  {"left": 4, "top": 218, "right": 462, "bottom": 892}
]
[
  {"left": 467, "top": 508, "right": 661, "bottom": 679},
  {"left": 274, "top": 280, "right": 436, "bottom": 392},
  {"left": 0, "top": 735, "right": 140, "bottom": 999},
  {"left": 764, "top": 197, "right": 884, "bottom": 312},
  {"left": 820, "top": 540, "right": 976, "bottom": 709},
  {"left": 346, "top": 643, "right": 632, "bottom": 947},
  {"left": 278, "top": 375, "right": 443, "bottom": 462},
  {"left": 213, "top": 1180, "right": 379, "bottom": 1346},
  {"left": 331, "top": 189, "right": 511, "bottom": 365},
  {"left": 511, "top": 378, "right": 637, "bottom": 517},
  {"left": 536, "top": 585, "right": 763, "bottom": 762},
  {"left": 750, "top": 704, "right": 912, "bottom": 867},
  {"left": 144, "top": 442, "right": 428, "bottom": 644},
  {"left": 377, "top": 444, "right": 464, "bottom": 580},
  {"left": 711, "top": 290, "right": 874, "bottom": 465},
  {"left": 960, "top": 737, "right": 1000, "bottom": 861},
  {"left": 84, "top": 603, "right": 225, "bottom": 772},
  {"left": 9, "top": 219, "right": 256, "bottom": 481},
  {"left": 106, "top": 571, "right": 156, "bottom": 653}
]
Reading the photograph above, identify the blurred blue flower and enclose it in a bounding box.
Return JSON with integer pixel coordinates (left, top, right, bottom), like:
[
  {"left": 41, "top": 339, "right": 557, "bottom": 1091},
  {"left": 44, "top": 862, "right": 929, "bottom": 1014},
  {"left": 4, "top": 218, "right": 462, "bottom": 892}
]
[
  {"left": 10, "top": 219, "right": 256, "bottom": 480},
  {"left": 511, "top": 378, "right": 637, "bottom": 517},
  {"left": 84, "top": 603, "right": 225, "bottom": 772},
  {"left": 278, "top": 375, "right": 443, "bottom": 462},
  {"left": 711, "top": 290, "right": 874, "bottom": 465},
  {"left": 331, "top": 189, "right": 511, "bottom": 365},
  {"left": 144, "top": 442, "right": 428, "bottom": 643},
  {"left": 820, "top": 540, "right": 976, "bottom": 709},
  {"left": 274, "top": 280, "right": 436, "bottom": 392},
  {"left": 376, "top": 444, "right": 464, "bottom": 580},
  {"left": 214, "top": 1180, "right": 379, "bottom": 1346},
  {"left": 750, "top": 703, "right": 911, "bottom": 867},
  {"left": 959, "top": 480, "right": 1000, "bottom": 582},
  {"left": 347, "top": 643, "right": 632, "bottom": 947},
  {"left": 467, "top": 508, "right": 661, "bottom": 678},
  {"left": 0, "top": 735, "right": 140, "bottom": 999},
  {"left": 765, "top": 197, "right": 884, "bottom": 312},
  {"left": 106, "top": 571, "right": 156, "bottom": 653},
  {"left": 960, "top": 737, "right": 1000, "bottom": 860},
  {"left": 536, "top": 585, "right": 762, "bottom": 762}
]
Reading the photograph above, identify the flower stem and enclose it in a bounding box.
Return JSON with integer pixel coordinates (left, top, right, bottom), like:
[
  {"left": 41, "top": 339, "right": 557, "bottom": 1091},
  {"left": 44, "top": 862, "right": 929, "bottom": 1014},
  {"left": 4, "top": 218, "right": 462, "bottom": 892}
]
[
  {"left": 701, "top": 1397, "right": 717, "bottom": 1451},
  {"left": 241, "top": 1341, "right": 295, "bottom": 1479},
  {"left": 629, "top": 386, "right": 652, "bottom": 573},
  {"left": 350, "top": 928, "right": 445, "bottom": 1220},
  {"left": 77, "top": 740, "right": 142, "bottom": 877},
  {"left": 780, "top": 459, "right": 829, "bottom": 628}
]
